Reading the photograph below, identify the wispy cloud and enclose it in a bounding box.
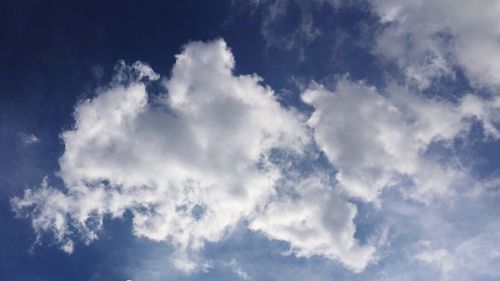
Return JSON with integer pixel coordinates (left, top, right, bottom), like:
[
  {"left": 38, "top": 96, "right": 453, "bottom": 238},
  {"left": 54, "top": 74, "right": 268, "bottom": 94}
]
[{"left": 19, "top": 133, "right": 39, "bottom": 145}]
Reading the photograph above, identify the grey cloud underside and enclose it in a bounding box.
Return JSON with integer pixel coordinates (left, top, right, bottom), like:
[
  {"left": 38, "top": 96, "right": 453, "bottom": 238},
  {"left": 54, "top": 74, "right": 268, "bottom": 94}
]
[{"left": 11, "top": 1, "right": 500, "bottom": 277}]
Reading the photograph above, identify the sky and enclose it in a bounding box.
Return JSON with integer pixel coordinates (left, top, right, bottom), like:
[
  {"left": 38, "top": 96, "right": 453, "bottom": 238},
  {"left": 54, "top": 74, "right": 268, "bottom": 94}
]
[{"left": 1, "top": 0, "right": 500, "bottom": 280}]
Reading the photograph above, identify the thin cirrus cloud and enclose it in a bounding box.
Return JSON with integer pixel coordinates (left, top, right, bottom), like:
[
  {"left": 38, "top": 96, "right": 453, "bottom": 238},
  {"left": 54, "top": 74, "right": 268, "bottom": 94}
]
[{"left": 9, "top": 0, "right": 500, "bottom": 276}]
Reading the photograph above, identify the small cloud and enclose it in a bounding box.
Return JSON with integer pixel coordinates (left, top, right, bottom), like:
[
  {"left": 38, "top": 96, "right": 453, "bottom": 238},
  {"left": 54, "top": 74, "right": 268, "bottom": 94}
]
[
  {"left": 223, "top": 259, "right": 252, "bottom": 281},
  {"left": 20, "top": 133, "right": 39, "bottom": 145},
  {"left": 414, "top": 241, "right": 454, "bottom": 273}
]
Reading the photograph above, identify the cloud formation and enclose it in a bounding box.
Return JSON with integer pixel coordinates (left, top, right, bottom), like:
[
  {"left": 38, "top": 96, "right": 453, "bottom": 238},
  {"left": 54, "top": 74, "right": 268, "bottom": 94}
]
[
  {"left": 11, "top": 36, "right": 500, "bottom": 276},
  {"left": 303, "top": 79, "right": 500, "bottom": 202},
  {"left": 250, "top": 174, "right": 376, "bottom": 272},
  {"left": 12, "top": 40, "right": 375, "bottom": 273},
  {"left": 373, "top": 0, "right": 500, "bottom": 89}
]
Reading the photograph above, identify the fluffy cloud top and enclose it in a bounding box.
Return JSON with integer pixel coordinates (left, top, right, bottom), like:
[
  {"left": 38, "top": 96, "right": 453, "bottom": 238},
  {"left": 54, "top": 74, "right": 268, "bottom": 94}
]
[
  {"left": 12, "top": 40, "right": 376, "bottom": 273},
  {"left": 6, "top": 1, "right": 500, "bottom": 280},
  {"left": 11, "top": 37, "right": 500, "bottom": 276}
]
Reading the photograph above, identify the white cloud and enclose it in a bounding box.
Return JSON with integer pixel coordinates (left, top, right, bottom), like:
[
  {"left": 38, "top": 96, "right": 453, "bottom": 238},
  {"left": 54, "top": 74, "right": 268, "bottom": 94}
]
[
  {"left": 414, "top": 243, "right": 454, "bottom": 273},
  {"left": 20, "top": 133, "right": 40, "bottom": 145},
  {"left": 302, "top": 78, "right": 500, "bottom": 202},
  {"left": 7, "top": 2, "right": 500, "bottom": 279},
  {"left": 372, "top": 0, "right": 500, "bottom": 89},
  {"left": 12, "top": 40, "right": 376, "bottom": 274},
  {"left": 12, "top": 40, "right": 309, "bottom": 272},
  {"left": 12, "top": 37, "right": 499, "bottom": 276},
  {"left": 250, "top": 174, "right": 376, "bottom": 272}
]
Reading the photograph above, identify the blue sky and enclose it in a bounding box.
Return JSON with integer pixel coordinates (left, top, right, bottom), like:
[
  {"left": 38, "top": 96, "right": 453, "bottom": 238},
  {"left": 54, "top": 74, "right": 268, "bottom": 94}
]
[{"left": 2, "top": 1, "right": 500, "bottom": 280}]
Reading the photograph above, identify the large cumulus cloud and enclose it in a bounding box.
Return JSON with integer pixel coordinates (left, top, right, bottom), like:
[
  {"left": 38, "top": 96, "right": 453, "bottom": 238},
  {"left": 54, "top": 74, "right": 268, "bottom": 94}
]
[{"left": 12, "top": 40, "right": 377, "bottom": 273}]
